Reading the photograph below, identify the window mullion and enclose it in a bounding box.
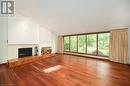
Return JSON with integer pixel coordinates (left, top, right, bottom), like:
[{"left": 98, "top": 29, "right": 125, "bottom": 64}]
[
  {"left": 86, "top": 34, "right": 87, "bottom": 54},
  {"left": 96, "top": 33, "right": 98, "bottom": 55},
  {"left": 69, "top": 36, "right": 70, "bottom": 52},
  {"left": 76, "top": 35, "right": 78, "bottom": 53}
]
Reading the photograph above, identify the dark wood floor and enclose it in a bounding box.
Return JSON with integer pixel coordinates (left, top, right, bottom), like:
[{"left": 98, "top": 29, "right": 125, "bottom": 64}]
[{"left": 0, "top": 54, "right": 130, "bottom": 86}]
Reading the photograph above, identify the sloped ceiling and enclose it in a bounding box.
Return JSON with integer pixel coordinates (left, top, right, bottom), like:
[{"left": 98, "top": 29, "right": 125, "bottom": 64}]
[{"left": 15, "top": 0, "right": 130, "bottom": 35}]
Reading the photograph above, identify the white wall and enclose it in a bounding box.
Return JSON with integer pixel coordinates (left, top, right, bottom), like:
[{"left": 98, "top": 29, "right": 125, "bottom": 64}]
[
  {"left": 39, "top": 27, "right": 52, "bottom": 45},
  {"left": 51, "top": 33, "right": 58, "bottom": 53},
  {"left": 0, "top": 14, "right": 58, "bottom": 64},
  {"left": 7, "top": 14, "right": 58, "bottom": 60},
  {"left": 8, "top": 14, "right": 39, "bottom": 44},
  {"left": 8, "top": 44, "right": 37, "bottom": 60},
  {"left": 0, "top": 17, "right": 8, "bottom": 63},
  {"left": 38, "top": 27, "right": 58, "bottom": 55}
]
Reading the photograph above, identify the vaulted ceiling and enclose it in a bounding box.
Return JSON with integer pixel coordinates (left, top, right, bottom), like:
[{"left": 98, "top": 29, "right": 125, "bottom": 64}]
[{"left": 15, "top": 0, "right": 130, "bottom": 35}]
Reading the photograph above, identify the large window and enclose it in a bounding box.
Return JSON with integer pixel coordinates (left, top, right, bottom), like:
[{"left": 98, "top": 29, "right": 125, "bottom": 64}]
[
  {"left": 64, "top": 36, "right": 70, "bottom": 51},
  {"left": 78, "top": 35, "right": 86, "bottom": 53},
  {"left": 70, "top": 36, "right": 77, "bottom": 52},
  {"left": 87, "top": 34, "right": 97, "bottom": 55},
  {"left": 63, "top": 32, "right": 110, "bottom": 57},
  {"left": 98, "top": 33, "right": 110, "bottom": 56}
]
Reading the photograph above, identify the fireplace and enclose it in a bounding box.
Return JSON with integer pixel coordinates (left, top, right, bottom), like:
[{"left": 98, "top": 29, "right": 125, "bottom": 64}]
[
  {"left": 18, "top": 48, "right": 32, "bottom": 58},
  {"left": 41, "top": 47, "right": 52, "bottom": 55}
]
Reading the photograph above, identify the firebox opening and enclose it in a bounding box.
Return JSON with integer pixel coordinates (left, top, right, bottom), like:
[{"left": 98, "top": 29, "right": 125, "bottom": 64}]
[{"left": 18, "top": 48, "right": 32, "bottom": 58}]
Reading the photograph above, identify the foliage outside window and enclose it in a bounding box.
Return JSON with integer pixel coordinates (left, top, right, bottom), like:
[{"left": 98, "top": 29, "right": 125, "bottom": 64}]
[
  {"left": 70, "top": 36, "right": 77, "bottom": 52},
  {"left": 63, "top": 32, "right": 110, "bottom": 57},
  {"left": 87, "top": 34, "right": 97, "bottom": 55},
  {"left": 64, "top": 36, "right": 70, "bottom": 51},
  {"left": 98, "top": 33, "right": 110, "bottom": 56},
  {"left": 78, "top": 35, "right": 86, "bottom": 53}
]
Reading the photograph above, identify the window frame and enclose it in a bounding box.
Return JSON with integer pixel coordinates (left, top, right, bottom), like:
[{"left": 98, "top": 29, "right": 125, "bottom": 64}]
[{"left": 63, "top": 31, "right": 110, "bottom": 57}]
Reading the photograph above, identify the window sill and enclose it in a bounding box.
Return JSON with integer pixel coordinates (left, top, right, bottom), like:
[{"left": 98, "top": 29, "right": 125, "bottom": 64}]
[{"left": 64, "top": 52, "right": 109, "bottom": 60}]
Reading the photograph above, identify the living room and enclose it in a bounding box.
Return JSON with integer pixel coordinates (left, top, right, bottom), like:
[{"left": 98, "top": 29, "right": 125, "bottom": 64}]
[{"left": 0, "top": 0, "right": 130, "bottom": 86}]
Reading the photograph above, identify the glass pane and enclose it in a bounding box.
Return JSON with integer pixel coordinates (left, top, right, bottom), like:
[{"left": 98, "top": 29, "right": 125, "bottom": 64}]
[
  {"left": 70, "top": 36, "right": 77, "bottom": 52},
  {"left": 87, "top": 34, "right": 97, "bottom": 55},
  {"left": 98, "top": 33, "right": 110, "bottom": 56},
  {"left": 64, "top": 36, "right": 70, "bottom": 51},
  {"left": 78, "top": 35, "right": 86, "bottom": 53}
]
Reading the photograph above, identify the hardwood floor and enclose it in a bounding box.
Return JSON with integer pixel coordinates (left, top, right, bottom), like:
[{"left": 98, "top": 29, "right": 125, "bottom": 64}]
[{"left": 0, "top": 54, "right": 130, "bottom": 86}]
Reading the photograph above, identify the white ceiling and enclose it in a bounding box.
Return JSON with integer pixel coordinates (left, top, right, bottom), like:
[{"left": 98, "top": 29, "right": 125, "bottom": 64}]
[{"left": 15, "top": 0, "right": 130, "bottom": 35}]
